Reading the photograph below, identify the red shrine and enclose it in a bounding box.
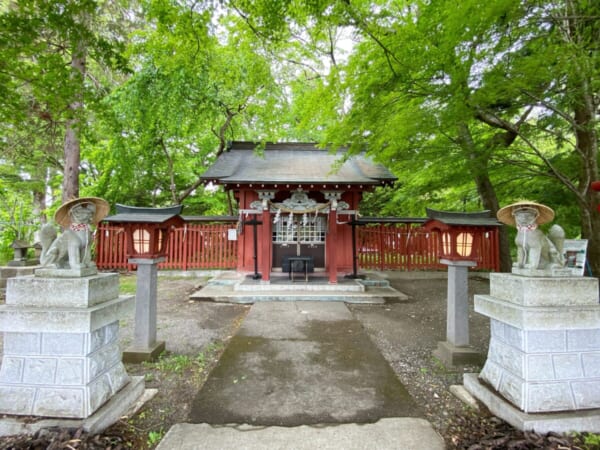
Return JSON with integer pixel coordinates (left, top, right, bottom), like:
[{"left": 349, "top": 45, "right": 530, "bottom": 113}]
[{"left": 201, "top": 142, "right": 397, "bottom": 283}]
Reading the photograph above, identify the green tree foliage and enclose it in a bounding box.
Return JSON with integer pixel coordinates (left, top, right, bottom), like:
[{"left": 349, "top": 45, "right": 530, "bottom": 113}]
[
  {"left": 248, "top": 0, "right": 598, "bottom": 272},
  {"left": 0, "top": 0, "right": 129, "bottom": 210},
  {"left": 85, "top": 0, "right": 290, "bottom": 213},
  {"left": 1, "top": 0, "right": 598, "bottom": 273}
]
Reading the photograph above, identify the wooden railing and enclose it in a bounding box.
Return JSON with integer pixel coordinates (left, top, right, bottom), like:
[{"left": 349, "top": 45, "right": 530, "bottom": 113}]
[
  {"left": 356, "top": 223, "right": 499, "bottom": 272},
  {"left": 95, "top": 220, "right": 499, "bottom": 272},
  {"left": 95, "top": 223, "right": 238, "bottom": 271}
]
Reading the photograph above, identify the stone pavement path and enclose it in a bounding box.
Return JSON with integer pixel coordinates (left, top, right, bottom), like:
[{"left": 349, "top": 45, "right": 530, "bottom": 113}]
[
  {"left": 189, "top": 301, "right": 420, "bottom": 425},
  {"left": 158, "top": 301, "right": 445, "bottom": 449}
]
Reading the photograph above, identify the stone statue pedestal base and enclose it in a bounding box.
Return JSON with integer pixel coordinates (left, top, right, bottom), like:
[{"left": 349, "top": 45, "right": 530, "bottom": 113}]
[
  {"left": 0, "top": 272, "right": 136, "bottom": 419},
  {"left": 466, "top": 272, "right": 600, "bottom": 429},
  {"left": 464, "top": 373, "right": 600, "bottom": 433},
  {"left": 0, "top": 266, "right": 40, "bottom": 290}
]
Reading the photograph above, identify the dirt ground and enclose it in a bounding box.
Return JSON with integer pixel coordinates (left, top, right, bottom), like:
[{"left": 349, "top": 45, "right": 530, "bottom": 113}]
[{"left": 0, "top": 272, "right": 590, "bottom": 449}]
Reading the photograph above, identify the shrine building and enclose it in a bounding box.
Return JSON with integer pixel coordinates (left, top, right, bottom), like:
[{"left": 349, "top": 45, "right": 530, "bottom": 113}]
[{"left": 201, "top": 141, "right": 397, "bottom": 283}]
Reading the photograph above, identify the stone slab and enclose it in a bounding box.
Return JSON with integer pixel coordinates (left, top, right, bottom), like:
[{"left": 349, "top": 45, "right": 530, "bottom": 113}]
[
  {"left": 450, "top": 384, "right": 479, "bottom": 410},
  {"left": 489, "top": 273, "right": 599, "bottom": 306},
  {"left": 156, "top": 418, "right": 445, "bottom": 450},
  {"left": 475, "top": 295, "right": 600, "bottom": 330},
  {"left": 6, "top": 273, "right": 120, "bottom": 307},
  {"left": 464, "top": 373, "right": 600, "bottom": 433},
  {"left": 34, "top": 267, "right": 98, "bottom": 278},
  {"left": 0, "top": 266, "right": 40, "bottom": 289},
  {"left": 0, "top": 295, "right": 134, "bottom": 333},
  {"left": 0, "top": 266, "right": 39, "bottom": 278},
  {"left": 191, "top": 286, "right": 400, "bottom": 304},
  {"left": 234, "top": 279, "right": 365, "bottom": 292}
]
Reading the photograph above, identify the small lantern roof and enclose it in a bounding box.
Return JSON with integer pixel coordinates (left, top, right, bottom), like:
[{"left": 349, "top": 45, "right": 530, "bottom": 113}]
[
  {"left": 423, "top": 208, "right": 502, "bottom": 229},
  {"left": 104, "top": 204, "right": 184, "bottom": 224},
  {"left": 11, "top": 239, "right": 31, "bottom": 249}
]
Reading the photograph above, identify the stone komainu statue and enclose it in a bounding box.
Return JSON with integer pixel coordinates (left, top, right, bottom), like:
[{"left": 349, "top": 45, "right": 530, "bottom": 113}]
[
  {"left": 40, "top": 197, "right": 110, "bottom": 270},
  {"left": 497, "top": 200, "right": 565, "bottom": 271}
]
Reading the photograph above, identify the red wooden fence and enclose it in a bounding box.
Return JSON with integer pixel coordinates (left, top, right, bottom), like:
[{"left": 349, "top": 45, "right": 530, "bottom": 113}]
[
  {"left": 356, "top": 223, "right": 499, "bottom": 272},
  {"left": 95, "top": 221, "right": 499, "bottom": 272},
  {"left": 96, "top": 223, "right": 238, "bottom": 271}
]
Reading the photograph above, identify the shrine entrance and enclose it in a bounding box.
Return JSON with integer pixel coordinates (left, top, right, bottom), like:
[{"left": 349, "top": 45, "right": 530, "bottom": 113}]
[{"left": 272, "top": 213, "right": 327, "bottom": 270}]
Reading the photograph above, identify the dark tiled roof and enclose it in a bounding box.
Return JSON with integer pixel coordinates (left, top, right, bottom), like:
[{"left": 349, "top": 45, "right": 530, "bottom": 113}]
[
  {"left": 425, "top": 208, "right": 502, "bottom": 227},
  {"left": 201, "top": 142, "right": 396, "bottom": 186},
  {"left": 104, "top": 204, "right": 183, "bottom": 223}
]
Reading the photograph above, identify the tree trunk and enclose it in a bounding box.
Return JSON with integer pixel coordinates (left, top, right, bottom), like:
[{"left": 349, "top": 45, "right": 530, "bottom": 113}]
[
  {"left": 61, "top": 26, "right": 87, "bottom": 202},
  {"left": 457, "top": 123, "right": 512, "bottom": 272},
  {"left": 566, "top": 0, "right": 600, "bottom": 276},
  {"left": 32, "top": 189, "right": 47, "bottom": 225},
  {"left": 62, "top": 123, "right": 81, "bottom": 202},
  {"left": 472, "top": 171, "right": 512, "bottom": 273},
  {"left": 574, "top": 100, "right": 600, "bottom": 275}
]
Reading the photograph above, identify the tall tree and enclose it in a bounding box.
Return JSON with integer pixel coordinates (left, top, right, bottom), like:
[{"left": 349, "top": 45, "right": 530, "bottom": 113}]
[
  {"left": 0, "top": 0, "right": 129, "bottom": 205},
  {"left": 242, "top": 0, "right": 598, "bottom": 273},
  {"left": 87, "top": 1, "right": 289, "bottom": 212}
]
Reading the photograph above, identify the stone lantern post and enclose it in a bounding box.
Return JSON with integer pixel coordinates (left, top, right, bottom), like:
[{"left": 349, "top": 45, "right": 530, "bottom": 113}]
[
  {"left": 104, "top": 204, "right": 184, "bottom": 363},
  {"left": 423, "top": 208, "right": 501, "bottom": 366}
]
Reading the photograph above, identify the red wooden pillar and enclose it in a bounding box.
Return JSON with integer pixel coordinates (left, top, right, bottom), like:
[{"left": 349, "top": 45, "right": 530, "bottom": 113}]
[
  {"left": 260, "top": 205, "right": 272, "bottom": 282},
  {"left": 327, "top": 207, "right": 338, "bottom": 284}
]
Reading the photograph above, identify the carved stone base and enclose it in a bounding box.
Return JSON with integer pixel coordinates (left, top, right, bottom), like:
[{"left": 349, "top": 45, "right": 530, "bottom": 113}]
[
  {"left": 474, "top": 273, "right": 600, "bottom": 413},
  {"left": 0, "top": 273, "right": 135, "bottom": 419}
]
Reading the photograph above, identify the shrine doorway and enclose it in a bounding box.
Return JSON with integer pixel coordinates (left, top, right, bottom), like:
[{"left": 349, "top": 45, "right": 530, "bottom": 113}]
[{"left": 272, "top": 213, "right": 327, "bottom": 270}]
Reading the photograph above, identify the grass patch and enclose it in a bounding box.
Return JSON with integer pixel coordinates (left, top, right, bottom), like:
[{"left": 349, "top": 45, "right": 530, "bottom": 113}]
[
  {"left": 142, "top": 342, "right": 225, "bottom": 379},
  {"left": 119, "top": 274, "right": 137, "bottom": 294}
]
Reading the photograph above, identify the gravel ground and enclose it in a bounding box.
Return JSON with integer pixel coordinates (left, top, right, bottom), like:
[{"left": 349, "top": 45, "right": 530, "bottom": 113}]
[
  {"left": 0, "top": 271, "right": 593, "bottom": 449},
  {"left": 349, "top": 271, "right": 491, "bottom": 432}
]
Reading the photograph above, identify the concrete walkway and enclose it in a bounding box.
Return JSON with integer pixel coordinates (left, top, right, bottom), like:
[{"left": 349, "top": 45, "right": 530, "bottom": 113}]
[{"left": 157, "top": 301, "right": 445, "bottom": 449}]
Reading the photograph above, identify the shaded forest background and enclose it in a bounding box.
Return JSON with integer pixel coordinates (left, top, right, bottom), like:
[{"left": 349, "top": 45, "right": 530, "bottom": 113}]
[{"left": 0, "top": 0, "right": 598, "bottom": 273}]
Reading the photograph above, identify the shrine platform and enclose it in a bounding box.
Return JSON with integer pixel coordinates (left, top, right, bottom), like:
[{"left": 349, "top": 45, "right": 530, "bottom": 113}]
[{"left": 189, "top": 272, "right": 407, "bottom": 304}]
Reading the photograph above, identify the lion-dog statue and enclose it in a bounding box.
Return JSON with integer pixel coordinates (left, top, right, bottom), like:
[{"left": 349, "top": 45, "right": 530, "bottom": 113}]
[
  {"left": 497, "top": 200, "right": 565, "bottom": 270},
  {"left": 40, "top": 197, "right": 109, "bottom": 270}
]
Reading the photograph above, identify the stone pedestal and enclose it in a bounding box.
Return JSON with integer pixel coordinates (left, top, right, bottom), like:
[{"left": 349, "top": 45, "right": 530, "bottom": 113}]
[
  {"left": 0, "top": 266, "right": 40, "bottom": 290},
  {"left": 433, "top": 259, "right": 482, "bottom": 366},
  {"left": 472, "top": 273, "right": 600, "bottom": 414},
  {"left": 0, "top": 272, "right": 135, "bottom": 419}
]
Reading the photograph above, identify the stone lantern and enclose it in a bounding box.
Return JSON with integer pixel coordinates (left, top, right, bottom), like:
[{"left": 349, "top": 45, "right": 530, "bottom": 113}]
[
  {"left": 104, "top": 204, "right": 184, "bottom": 362},
  {"left": 423, "top": 208, "right": 501, "bottom": 365},
  {"left": 8, "top": 239, "right": 33, "bottom": 266}
]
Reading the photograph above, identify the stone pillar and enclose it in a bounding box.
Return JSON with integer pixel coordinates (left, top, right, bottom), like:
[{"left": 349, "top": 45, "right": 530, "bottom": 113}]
[
  {"left": 473, "top": 273, "right": 600, "bottom": 413},
  {"left": 123, "top": 258, "right": 165, "bottom": 363},
  {"left": 0, "top": 272, "right": 134, "bottom": 419},
  {"left": 433, "top": 259, "right": 481, "bottom": 366}
]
